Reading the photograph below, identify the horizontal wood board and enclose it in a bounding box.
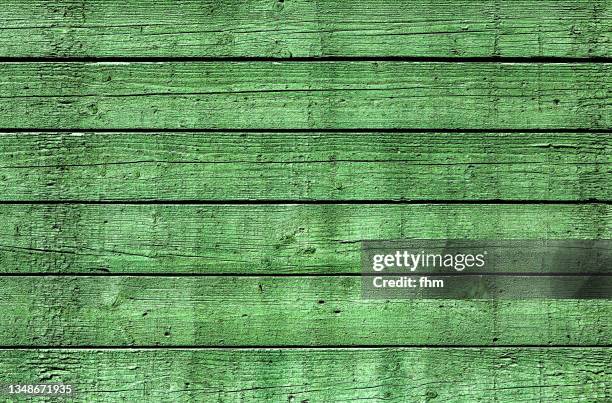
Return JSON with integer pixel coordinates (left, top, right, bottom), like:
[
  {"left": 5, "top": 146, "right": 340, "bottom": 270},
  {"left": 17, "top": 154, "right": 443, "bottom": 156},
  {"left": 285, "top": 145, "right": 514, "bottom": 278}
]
[
  {"left": 0, "top": 204, "right": 608, "bottom": 274},
  {"left": 0, "top": 62, "right": 608, "bottom": 129},
  {"left": 0, "top": 132, "right": 609, "bottom": 201},
  {"left": 0, "top": 348, "right": 609, "bottom": 401},
  {"left": 0, "top": 276, "right": 610, "bottom": 346},
  {"left": 0, "top": 0, "right": 609, "bottom": 58}
]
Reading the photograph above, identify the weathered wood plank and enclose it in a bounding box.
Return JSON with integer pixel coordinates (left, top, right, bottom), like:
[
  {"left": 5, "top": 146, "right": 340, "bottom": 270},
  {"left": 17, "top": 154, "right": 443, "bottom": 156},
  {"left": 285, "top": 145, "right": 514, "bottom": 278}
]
[
  {"left": 0, "top": 132, "right": 609, "bottom": 201},
  {"left": 0, "top": 348, "right": 609, "bottom": 401},
  {"left": 1, "top": 0, "right": 609, "bottom": 58},
  {"left": 0, "top": 62, "right": 608, "bottom": 129},
  {"left": 0, "top": 204, "right": 608, "bottom": 274},
  {"left": 0, "top": 276, "right": 610, "bottom": 346}
]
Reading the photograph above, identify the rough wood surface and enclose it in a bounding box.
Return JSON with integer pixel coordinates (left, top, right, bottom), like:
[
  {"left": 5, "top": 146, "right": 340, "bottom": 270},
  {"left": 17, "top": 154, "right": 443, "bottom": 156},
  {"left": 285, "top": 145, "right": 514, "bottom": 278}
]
[
  {"left": 0, "top": 1, "right": 609, "bottom": 399},
  {"left": 0, "top": 276, "right": 610, "bottom": 346},
  {"left": 0, "top": 204, "right": 608, "bottom": 274},
  {"left": 1, "top": 0, "right": 609, "bottom": 58},
  {"left": 0, "top": 348, "right": 609, "bottom": 401},
  {"left": 0, "top": 132, "right": 609, "bottom": 201},
  {"left": 0, "top": 62, "right": 608, "bottom": 129}
]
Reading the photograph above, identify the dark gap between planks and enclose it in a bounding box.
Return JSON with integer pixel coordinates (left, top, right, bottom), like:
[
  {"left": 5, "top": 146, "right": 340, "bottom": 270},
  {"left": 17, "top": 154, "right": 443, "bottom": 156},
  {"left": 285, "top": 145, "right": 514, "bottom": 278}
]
[{"left": 0, "top": 56, "right": 610, "bottom": 63}]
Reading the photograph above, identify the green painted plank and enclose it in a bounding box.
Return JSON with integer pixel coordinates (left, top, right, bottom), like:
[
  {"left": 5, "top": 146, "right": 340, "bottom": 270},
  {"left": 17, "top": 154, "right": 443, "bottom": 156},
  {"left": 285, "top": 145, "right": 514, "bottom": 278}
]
[
  {"left": 0, "top": 204, "right": 608, "bottom": 274},
  {"left": 1, "top": 1, "right": 609, "bottom": 58},
  {"left": 0, "top": 276, "right": 610, "bottom": 346},
  {"left": 0, "top": 62, "right": 608, "bottom": 129},
  {"left": 0, "top": 132, "right": 609, "bottom": 201},
  {"left": 0, "top": 348, "right": 609, "bottom": 401}
]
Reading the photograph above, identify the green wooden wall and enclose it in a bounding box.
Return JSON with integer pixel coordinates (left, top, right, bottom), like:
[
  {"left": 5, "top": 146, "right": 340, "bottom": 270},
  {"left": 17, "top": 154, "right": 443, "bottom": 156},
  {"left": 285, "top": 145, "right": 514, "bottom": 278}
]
[{"left": 0, "top": 1, "right": 610, "bottom": 401}]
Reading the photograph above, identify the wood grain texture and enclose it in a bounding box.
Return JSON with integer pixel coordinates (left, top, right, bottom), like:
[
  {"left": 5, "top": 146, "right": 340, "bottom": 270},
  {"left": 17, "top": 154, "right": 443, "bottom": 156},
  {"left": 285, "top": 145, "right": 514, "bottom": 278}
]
[
  {"left": 0, "top": 348, "right": 609, "bottom": 401},
  {"left": 0, "top": 62, "right": 608, "bottom": 129},
  {"left": 0, "top": 132, "right": 609, "bottom": 201},
  {"left": 0, "top": 276, "right": 610, "bottom": 346},
  {"left": 0, "top": 1, "right": 609, "bottom": 398},
  {"left": 0, "top": 204, "right": 608, "bottom": 274},
  {"left": 1, "top": 0, "right": 609, "bottom": 58}
]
